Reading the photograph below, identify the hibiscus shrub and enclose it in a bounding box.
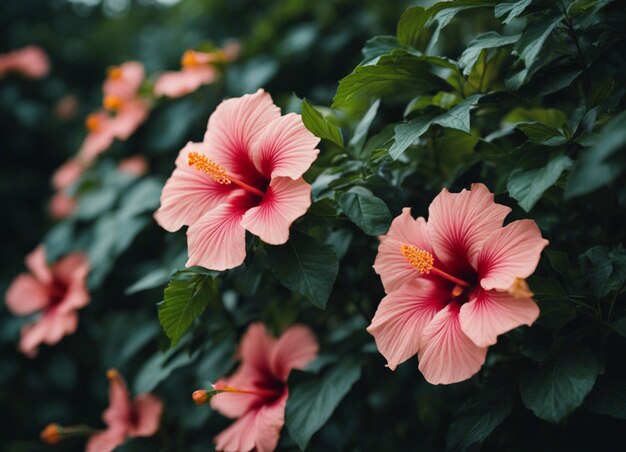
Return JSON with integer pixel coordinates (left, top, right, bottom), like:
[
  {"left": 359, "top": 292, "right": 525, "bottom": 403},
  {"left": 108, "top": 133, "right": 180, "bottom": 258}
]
[{"left": 2, "top": 0, "right": 626, "bottom": 450}]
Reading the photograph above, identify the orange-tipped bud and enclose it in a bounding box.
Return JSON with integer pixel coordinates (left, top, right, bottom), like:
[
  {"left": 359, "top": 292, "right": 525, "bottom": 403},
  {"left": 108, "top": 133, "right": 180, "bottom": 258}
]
[
  {"left": 40, "top": 423, "right": 61, "bottom": 445},
  {"left": 108, "top": 66, "right": 123, "bottom": 80},
  {"left": 103, "top": 95, "right": 123, "bottom": 111},
  {"left": 192, "top": 390, "right": 209, "bottom": 405},
  {"left": 181, "top": 50, "right": 199, "bottom": 68},
  {"left": 188, "top": 152, "right": 231, "bottom": 185},
  {"left": 85, "top": 113, "right": 102, "bottom": 132},
  {"left": 401, "top": 244, "right": 434, "bottom": 274},
  {"left": 107, "top": 368, "right": 120, "bottom": 381}
]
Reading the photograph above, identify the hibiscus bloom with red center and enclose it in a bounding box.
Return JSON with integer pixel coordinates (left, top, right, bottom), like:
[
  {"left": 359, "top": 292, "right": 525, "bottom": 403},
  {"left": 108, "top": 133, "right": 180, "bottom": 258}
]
[
  {"left": 368, "top": 183, "right": 549, "bottom": 384},
  {"left": 193, "top": 323, "right": 318, "bottom": 452},
  {"left": 155, "top": 89, "right": 320, "bottom": 271},
  {"left": 5, "top": 245, "right": 90, "bottom": 357}
]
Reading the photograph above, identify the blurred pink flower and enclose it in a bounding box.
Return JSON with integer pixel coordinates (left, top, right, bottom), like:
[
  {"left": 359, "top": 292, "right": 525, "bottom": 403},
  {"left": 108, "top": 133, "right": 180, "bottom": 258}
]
[
  {"left": 86, "top": 369, "right": 163, "bottom": 452},
  {"left": 103, "top": 62, "right": 145, "bottom": 101},
  {"left": 5, "top": 246, "right": 90, "bottom": 357},
  {"left": 208, "top": 323, "right": 318, "bottom": 452},
  {"left": 0, "top": 45, "right": 49, "bottom": 79},
  {"left": 368, "top": 183, "right": 548, "bottom": 384},
  {"left": 154, "top": 44, "right": 239, "bottom": 98},
  {"left": 54, "top": 94, "right": 79, "bottom": 121},
  {"left": 49, "top": 191, "right": 77, "bottom": 219},
  {"left": 52, "top": 158, "right": 84, "bottom": 191},
  {"left": 78, "top": 111, "right": 118, "bottom": 162},
  {"left": 118, "top": 155, "right": 148, "bottom": 177},
  {"left": 154, "top": 89, "right": 320, "bottom": 271}
]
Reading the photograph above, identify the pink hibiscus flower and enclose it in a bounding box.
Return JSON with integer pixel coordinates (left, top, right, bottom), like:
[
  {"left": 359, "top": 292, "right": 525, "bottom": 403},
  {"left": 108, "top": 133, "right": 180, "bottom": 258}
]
[
  {"left": 49, "top": 191, "right": 77, "bottom": 219},
  {"left": 5, "top": 246, "right": 90, "bottom": 357},
  {"left": 368, "top": 183, "right": 548, "bottom": 385},
  {"left": 118, "top": 155, "right": 148, "bottom": 177},
  {"left": 194, "top": 323, "right": 318, "bottom": 452},
  {"left": 154, "top": 43, "right": 239, "bottom": 98},
  {"left": 154, "top": 89, "right": 320, "bottom": 271},
  {"left": 86, "top": 369, "right": 164, "bottom": 452},
  {"left": 0, "top": 45, "right": 49, "bottom": 79}
]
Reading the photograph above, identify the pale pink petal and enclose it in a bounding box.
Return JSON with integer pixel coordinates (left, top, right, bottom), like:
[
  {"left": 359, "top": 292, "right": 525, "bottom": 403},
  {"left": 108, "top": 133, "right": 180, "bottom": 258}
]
[
  {"left": 241, "top": 177, "right": 311, "bottom": 245},
  {"left": 19, "top": 311, "right": 78, "bottom": 357},
  {"left": 5, "top": 274, "right": 50, "bottom": 315},
  {"left": 255, "top": 394, "right": 287, "bottom": 452},
  {"left": 428, "top": 183, "right": 511, "bottom": 270},
  {"left": 186, "top": 198, "right": 249, "bottom": 271},
  {"left": 251, "top": 113, "right": 320, "bottom": 179},
  {"left": 50, "top": 191, "right": 76, "bottom": 219},
  {"left": 459, "top": 289, "right": 540, "bottom": 347},
  {"left": 367, "top": 279, "right": 448, "bottom": 371},
  {"left": 270, "top": 325, "right": 318, "bottom": 381},
  {"left": 57, "top": 277, "right": 90, "bottom": 313},
  {"left": 214, "top": 409, "right": 258, "bottom": 452},
  {"left": 373, "top": 208, "right": 432, "bottom": 293},
  {"left": 103, "top": 370, "right": 133, "bottom": 432},
  {"left": 52, "top": 252, "right": 90, "bottom": 286},
  {"left": 25, "top": 245, "right": 53, "bottom": 284},
  {"left": 238, "top": 323, "right": 276, "bottom": 374},
  {"left": 153, "top": 67, "right": 217, "bottom": 98},
  {"left": 79, "top": 129, "right": 116, "bottom": 162},
  {"left": 417, "top": 303, "right": 487, "bottom": 385},
  {"left": 86, "top": 428, "right": 126, "bottom": 452},
  {"left": 477, "top": 219, "right": 549, "bottom": 291},
  {"left": 129, "top": 394, "right": 163, "bottom": 437},
  {"left": 110, "top": 100, "right": 149, "bottom": 140},
  {"left": 203, "top": 89, "right": 280, "bottom": 181},
  {"left": 0, "top": 46, "right": 49, "bottom": 78},
  {"left": 117, "top": 155, "right": 148, "bottom": 177},
  {"left": 211, "top": 365, "right": 267, "bottom": 419},
  {"left": 154, "top": 142, "right": 236, "bottom": 232},
  {"left": 52, "top": 159, "right": 83, "bottom": 190},
  {"left": 103, "top": 61, "right": 144, "bottom": 100}
]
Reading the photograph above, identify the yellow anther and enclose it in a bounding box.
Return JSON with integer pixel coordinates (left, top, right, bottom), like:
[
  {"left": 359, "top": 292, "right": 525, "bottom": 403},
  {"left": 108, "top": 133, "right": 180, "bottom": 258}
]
[
  {"left": 401, "top": 244, "right": 434, "bottom": 274},
  {"left": 103, "top": 95, "right": 123, "bottom": 111},
  {"left": 188, "top": 152, "right": 231, "bottom": 184},
  {"left": 85, "top": 113, "right": 102, "bottom": 132},
  {"left": 181, "top": 50, "right": 200, "bottom": 68},
  {"left": 108, "top": 66, "right": 123, "bottom": 80}
]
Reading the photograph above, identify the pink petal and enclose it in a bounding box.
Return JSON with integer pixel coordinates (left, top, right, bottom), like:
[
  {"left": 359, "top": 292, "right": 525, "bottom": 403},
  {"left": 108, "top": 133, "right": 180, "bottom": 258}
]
[
  {"left": 185, "top": 198, "right": 249, "bottom": 271},
  {"left": 110, "top": 100, "right": 149, "bottom": 141},
  {"left": 49, "top": 191, "right": 77, "bottom": 219},
  {"left": 367, "top": 279, "right": 448, "bottom": 371},
  {"left": 251, "top": 113, "right": 320, "bottom": 179},
  {"left": 52, "top": 252, "right": 90, "bottom": 286},
  {"left": 417, "top": 303, "right": 487, "bottom": 385},
  {"left": 79, "top": 128, "right": 116, "bottom": 162},
  {"left": 153, "top": 67, "right": 217, "bottom": 98},
  {"left": 478, "top": 219, "right": 549, "bottom": 291},
  {"left": 203, "top": 89, "right": 280, "bottom": 182},
  {"left": 103, "top": 371, "right": 133, "bottom": 432},
  {"left": 254, "top": 393, "right": 287, "bottom": 452},
  {"left": 270, "top": 325, "right": 319, "bottom": 381},
  {"left": 214, "top": 409, "right": 258, "bottom": 452},
  {"left": 117, "top": 155, "right": 148, "bottom": 177},
  {"left": 459, "top": 289, "right": 540, "bottom": 347},
  {"left": 373, "top": 208, "right": 432, "bottom": 293},
  {"left": 19, "top": 310, "right": 78, "bottom": 357},
  {"left": 240, "top": 177, "right": 311, "bottom": 245},
  {"left": 0, "top": 46, "right": 49, "bottom": 79},
  {"left": 103, "top": 61, "right": 144, "bottom": 100},
  {"left": 238, "top": 323, "right": 276, "bottom": 375},
  {"left": 5, "top": 274, "right": 50, "bottom": 315},
  {"left": 25, "top": 245, "right": 53, "bottom": 284},
  {"left": 85, "top": 428, "right": 127, "bottom": 452},
  {"left": 211, "top": 364, "right": 267, "bottom": 419},
  {"left": 129, "top": 394, "right": 163, "bottom": 437},
  {"left": 428, "top": 183, "right": 511, "bottom": 271},
  {"left": 52, "top": 159, "right": 83, "bottom": 190},
  {"left": 154, "top": 142, "right": 237, "bottom": 232}
]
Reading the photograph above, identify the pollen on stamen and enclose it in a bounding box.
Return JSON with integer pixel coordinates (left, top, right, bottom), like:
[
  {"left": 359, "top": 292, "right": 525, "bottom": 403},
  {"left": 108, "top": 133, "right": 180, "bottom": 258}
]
[
  {"left": 400, "top": 244, "right": 434, "bottom": 274},
  {"left": 103, "top": 95, "right": 123, "bottom": 111},
  {"left": 188, "top": 152, "right": 231, "bottom": 185},
  {"left": 85, "top": 113, "right": 101, "bottom": 132},
  {"left": 108, "top": 66, "right": 123, "bottom": 80},
  {"left": 181, "top": 50, "right": 199, "bottom": 68}
]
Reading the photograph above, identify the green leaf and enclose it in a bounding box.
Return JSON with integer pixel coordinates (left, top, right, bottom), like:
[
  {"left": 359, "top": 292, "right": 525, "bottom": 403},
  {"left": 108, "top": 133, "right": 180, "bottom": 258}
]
[
  {"left": 361, "top": 36, "right": 400, "bottom": 65},
  {"left": 158, "top": 267, "right": 219, "bottom": 347},
  {"left": 507, "top": 155, "right": 573, "bottom": 211},
  {"left": 389, "top": 94, "right": 483, "bottom": 159},
  {"left": 494, "top": 0, "right": 533, "bottom": 23},
  {"left": 565, "top": 111, "right": 626, "bottom": 198},
  {"left": 301, "top": 99, "right": 344, "bottom": 148},
  {"left": 349, "top": 99, "right": 380, "bottom": 151},
  {"left": 613, "top": 317, "right": 626, "bottom": 337},
  {"left": 578, "top": 245, "right": 626, "bottom": 298},
  {"left": 134, "top": 341, "right": 197, "bottom": 393},
  {"left": 285, "top": 360, "right": 362, "bottom": 450},
  {"left": 117, "top": 178, "right": 163, "bottom": 219},
  {"left": 446, "top": 383, "right": 515, "bottom": 451},
  {"left": 584, "top": 377, "right": 626, "bottom": 420},
  {"left": 337, "top": 187, "right": 391, "bottom": 235},
  {"left": 332, "top": 51, "right": 450, "bottom": 110},
  {"left": 267, "top": 232, "right": 339, "bottom": 309},
  {"left": 458, "top": 32, "right": 520, "bottom": 75},
  {"left": 519, "top": 349, "right": 599, "bottom": 422}
]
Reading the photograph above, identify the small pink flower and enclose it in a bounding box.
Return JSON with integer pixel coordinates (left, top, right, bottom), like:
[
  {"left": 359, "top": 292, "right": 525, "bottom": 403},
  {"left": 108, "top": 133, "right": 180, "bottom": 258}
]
[
  {"left": 78, "top": 111, "right": 118, "bottom": 162},
  {"left": 205, "top": 323, "right": 318, "bottom": 452},
  {"left": 5, "top": 246, "right": 90, "bottom": 357},
  {"left": 103, "top": 62, "right": 145, "bottom": 101},
  {"left": 368, "top": 183, "right": 548, "bottom": 385},
  {"left": 49, "top": 191, "right": 77, "bottom": 219},
  {"left": 52, "top": 158, "right": 84, "bottom": 190},
  {"left": 154, "top": 89, "right": 320, "bottom": 271},
  {"left": 154, "top": 45, "right": 239, "bottom": 98},
  {"left": 118, "top": 155, "right": 148, "bottom": 177},
  {"left": 86, "top": 369, "right": 164, "bottom": 452},
  {"left": 0, "top": 45, "right": 49, "bottom": 79}
]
